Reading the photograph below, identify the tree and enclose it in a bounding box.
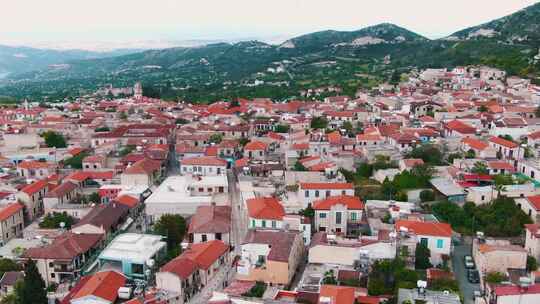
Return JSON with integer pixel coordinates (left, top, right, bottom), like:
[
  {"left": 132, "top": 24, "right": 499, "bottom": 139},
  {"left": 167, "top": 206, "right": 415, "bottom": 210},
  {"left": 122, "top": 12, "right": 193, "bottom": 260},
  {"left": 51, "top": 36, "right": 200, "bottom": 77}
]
[
  {"left": 486, "top": 272, "right": 506, "bottom": 284},
  {"left": 274, "top": 124, "right": 290, "bottom": 133},
  {"left": 294, "top": 161, "right": 308, "bottom": 171},
  {"left": 94, "top": 126, "right": 110, "bottom": 132},
  {"left": 342, "top": 121, "right": 354, "bottom": 135},
  {"left": 535, "top": 105, "right": 540, "bottom": 118},
  {"left": 322, "top": 270, "right": 338, "bottom": 285},
  {"left": 0, "top": 258, "right": 21, "bottom": 278},
  {"left": 479, "top": 105, "right": 488, "bottom": 112},
  {"left": 209, "top": 133, "right": 223, "bottom": 144},
  {"left": 88, "top": 192, "right": 101, "bottom": 204},
  {"left": 41, "top": 131, "right": 66, "bottom": 148},
  {"left": 154, "top": 214, "right": 187, "bottom": 252},
  {"left": 406, "top": 145, "right": 443, "bottom": 165},
  {"left": 471, "top": 162, "right": 489, "bottom": 175},
  {"left": 447, "top": 152, "right": 462, "bottom": 164},
  {"left": 310, "top": 116, "right": 328, "bottom": 129},
  {"left": 299, "top": 204, "right": 315, "bottom": 219},
  {"left": 119, "top": 145, "right": 136, "bottom": 157},
  {"left": 17, "top": 259, "right": 47, "bottom": 304},
  {"left": 415, "top": 242, "right": 433, "bottom": 270},
  {"left": 420, "top": 190, "right": 435, "bottom": 202},
  {"left": 119, "top": 111, "right": 128, "bottom": 120},
  {"left": 528, "top": 256, "right": 538, "bottom": 272},
  {"left": 381, "top": 178, "right": 397, "bottom": 199},
  {"left": 175, "top": 118, "right": 189, "bottom": 125},
  {"left": 242, "top": 281, "right": 266, "bottom": 298},
  {"left": 39, "top": 212, "right": 75, "bottom": 229},
  {"left": 63, "top": 152, "right": 89, "bottom": 169},
  {"left": 465, "top": 149, "right": 476, "bottom": 159},
  {"left": 356, "top": 163, "right": 373, "bottom": 178}
]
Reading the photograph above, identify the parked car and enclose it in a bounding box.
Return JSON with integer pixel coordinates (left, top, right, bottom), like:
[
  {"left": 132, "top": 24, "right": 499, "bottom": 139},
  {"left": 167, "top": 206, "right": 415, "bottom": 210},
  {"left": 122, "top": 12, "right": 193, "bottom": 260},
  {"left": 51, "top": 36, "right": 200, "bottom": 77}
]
[
  {"left": 468, "top": 269, "right": 480, "bottom": 284},
  {"left": 464, "top": 255, "right": 475, "bottom": 269}
]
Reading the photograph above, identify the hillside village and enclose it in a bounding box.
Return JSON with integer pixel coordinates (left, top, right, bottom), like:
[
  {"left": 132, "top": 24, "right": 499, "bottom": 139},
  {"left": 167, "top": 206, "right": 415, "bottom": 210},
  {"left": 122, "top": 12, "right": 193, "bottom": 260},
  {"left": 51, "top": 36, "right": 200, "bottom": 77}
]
[{"left": 1, "top": 65, "right": 540, "bottom": 304}]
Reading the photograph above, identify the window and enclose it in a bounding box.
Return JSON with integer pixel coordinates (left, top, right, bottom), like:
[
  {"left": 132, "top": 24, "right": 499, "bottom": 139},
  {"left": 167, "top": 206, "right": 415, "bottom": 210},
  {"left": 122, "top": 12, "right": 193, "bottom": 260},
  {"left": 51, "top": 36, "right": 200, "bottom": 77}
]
[
  {"left": 436, "top": 239, "right": 444, "bottom": 249},
  {"left": 251, "top": 219, "right": 256, "bottom": 227},
  {"left": 335, "top": 212, "right": 342, "bottom": 225},
  {"left": 271, "top": 221, "right": 276, "bottom": 228},
  {"left": 319, "top": 213, "right": 327, "bottom": 219},
  {"left": 216, "top": 233, "right": 222, "bottom": 240},
  {"left": 51, "top": 273, "right": 55, "bottom": 278},
  {"left": 351, "top": 212, "right": 357, "bottom": 221},
  {"left": 342, "top": 190, "right": 346, "bottom": 195},
  {"left": 202, "top": 234, "right": 207, "bottom": 242},
  {"left": 305, "top": 191, "right": 309, "bottom": 198},
  {"left": 315, "top": 190, "right": 319, "bottom": 197},
  {"left": 262, "top": 220, "right": 266, "bottom": 228},
  {"left": 420, "top": 238, "right": 428, "bottom": 247},
  {"left": 325, "top": 190, "right": 331, "bottom": 197},
  {"left": 132, "top": 263, "right": 144, "bottom": 274}
]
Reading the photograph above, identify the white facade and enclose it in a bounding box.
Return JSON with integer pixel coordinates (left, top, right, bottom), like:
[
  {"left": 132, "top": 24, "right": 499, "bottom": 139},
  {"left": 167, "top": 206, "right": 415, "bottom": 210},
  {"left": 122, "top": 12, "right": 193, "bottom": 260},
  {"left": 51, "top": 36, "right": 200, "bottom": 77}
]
[
  {"left": 300, "top": 186, "right": 354, "bottom": 206},
  {"left": 180, "top": 164, "right": 226, "bottom": 176}
]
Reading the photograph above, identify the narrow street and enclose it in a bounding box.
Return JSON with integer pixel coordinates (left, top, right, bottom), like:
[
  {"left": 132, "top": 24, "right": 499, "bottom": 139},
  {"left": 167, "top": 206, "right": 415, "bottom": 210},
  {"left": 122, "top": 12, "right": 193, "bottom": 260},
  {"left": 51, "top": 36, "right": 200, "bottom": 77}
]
[
  {"left": 188, "top": 264, "right": 233, "bottom": 304},
  {"left": 452, "top": 242, "right": 480, "bottom": 304},
  {"left": 228, "top": 170, "right": 246, "bottom": 253}
]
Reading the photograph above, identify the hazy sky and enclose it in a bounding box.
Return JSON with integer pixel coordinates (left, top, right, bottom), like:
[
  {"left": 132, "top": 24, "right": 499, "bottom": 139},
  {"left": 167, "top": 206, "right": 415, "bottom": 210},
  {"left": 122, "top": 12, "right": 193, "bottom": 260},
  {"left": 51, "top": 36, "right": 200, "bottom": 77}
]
[{"left": 1, "top": 0, "right": 539, "bottom": 44}]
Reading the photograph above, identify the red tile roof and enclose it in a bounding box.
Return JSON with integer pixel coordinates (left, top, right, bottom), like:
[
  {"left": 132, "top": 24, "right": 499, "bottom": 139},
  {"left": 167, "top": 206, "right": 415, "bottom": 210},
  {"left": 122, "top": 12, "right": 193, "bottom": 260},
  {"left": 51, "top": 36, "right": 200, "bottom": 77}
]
[
  {"left": 181, "top": 156, "right": 227, "bottom": 166},
  {"left": 244, "top": 141, "right": 268, "bottom": 151},
  {"left": 487, "top": 161, "right": 515, "bottom": 171},
  {"left": 527, "top": 195, "right": 540, "bottom": 211},
  {"left": 395, "top": 220, "right": 452, "bottom": 237},
  {"left": 124, "top": 158, "right": 161, "bottom": 175},
  {"left": 319, "top": 285, "right": 355, "bottom": 304},
  {"left": 161, "top": 240, "right": 228, "bottom": 279},
  {"left": 313, "top": 195, "right": 364, "bottom": 210},
  {"left": 247, "top": 197, "right": 285, "bottom": 220},
  {"left": 114, "top": 195, "right": 140, "bottom": 208},
  {"left": 23, "top": 232, "right": 102, "bottom": 260},
  {"left": 68, "top": 271, "right": 126, "bottom": 303},
  {"left": 0, "top": 203, "right": 23, "bottom": 221},
  {"left": 489, "top": 136, "right": 518, "bottom": 148},
  {"left": 20, "top": 179, "right": 49, "bottom": 195},
  {"left": 494, "top": 283, "right": 540, "bottom": 296},
  {"left": 300, "top": 182, "right": 353, "bottom": 190},
  {"left": 462, "top": 138, "right": 488, "bottom": 151},
  {"left": 445, "top": 120, "right": 476, "bottom": 134},
  {"left": 188, "top": 205, "right": 231, "bottom": 234},
  {"left": 17, "top": 160, "right": 48, "bottom": 170}
]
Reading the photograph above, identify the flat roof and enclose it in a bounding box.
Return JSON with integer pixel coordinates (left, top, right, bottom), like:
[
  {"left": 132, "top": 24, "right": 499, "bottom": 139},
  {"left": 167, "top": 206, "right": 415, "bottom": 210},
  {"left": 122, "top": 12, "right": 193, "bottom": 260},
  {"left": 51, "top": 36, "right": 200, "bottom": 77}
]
[
  {"left": 98, "top": 233, "right": 166, "bottom": 264},
  {"left": 145, "top": 175, "right": 227, "bottom": 205},
  {"left": 430, "top": 177, "right": 465, "bottom": 197}
]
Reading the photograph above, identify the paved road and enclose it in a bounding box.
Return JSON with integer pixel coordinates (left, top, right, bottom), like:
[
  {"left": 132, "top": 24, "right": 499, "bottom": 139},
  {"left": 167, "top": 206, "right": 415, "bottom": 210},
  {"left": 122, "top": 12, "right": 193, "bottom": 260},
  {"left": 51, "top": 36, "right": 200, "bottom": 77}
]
[
  {"left": 452, "top": 243, "right": 480, "bottom": 304},
  {"left": 228, "top": 170, "right": 247, "bottom": 253},
  {"left": 188, "top": 264, "right": 233, "bottom": 304}
]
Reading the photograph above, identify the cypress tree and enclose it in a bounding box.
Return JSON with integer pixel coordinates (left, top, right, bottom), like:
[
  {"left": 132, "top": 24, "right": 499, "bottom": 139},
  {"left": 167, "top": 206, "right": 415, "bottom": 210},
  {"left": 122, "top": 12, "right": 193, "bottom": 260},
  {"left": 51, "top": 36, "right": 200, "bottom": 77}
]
[{"left": 17, "top": 259, "right": 47, "bottom": 304}]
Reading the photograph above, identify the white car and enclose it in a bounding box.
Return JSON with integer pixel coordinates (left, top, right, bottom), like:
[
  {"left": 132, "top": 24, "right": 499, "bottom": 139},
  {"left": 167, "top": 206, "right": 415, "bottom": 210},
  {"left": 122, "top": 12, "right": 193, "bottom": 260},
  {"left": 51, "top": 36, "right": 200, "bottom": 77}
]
[{"left": 464, "top": 255, "right": 475, "bottom": 269}]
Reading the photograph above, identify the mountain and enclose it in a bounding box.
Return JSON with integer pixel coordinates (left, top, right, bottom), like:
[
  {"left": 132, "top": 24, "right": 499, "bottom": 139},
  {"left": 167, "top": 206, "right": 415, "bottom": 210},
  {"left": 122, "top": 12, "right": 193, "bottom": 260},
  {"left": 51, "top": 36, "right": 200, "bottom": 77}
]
[
  {"left": 280, "top": 23, "right": 428, "bottom": 52},
  {"left": 2, "top": 4, "right": 540, "bottom": 102},
  {"left": 448, "top": 2, "right": 540, "bottom": 44},
  {"left": 0, "top": 45, "right": 140, "bottom": 78}
]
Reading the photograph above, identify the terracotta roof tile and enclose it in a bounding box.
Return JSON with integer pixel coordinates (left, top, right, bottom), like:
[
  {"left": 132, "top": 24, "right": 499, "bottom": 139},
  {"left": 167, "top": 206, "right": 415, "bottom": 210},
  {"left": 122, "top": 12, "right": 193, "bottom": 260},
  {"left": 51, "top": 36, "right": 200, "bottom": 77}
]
[{"left": 246, "top": 197, "right": 285, "bottom": 220}]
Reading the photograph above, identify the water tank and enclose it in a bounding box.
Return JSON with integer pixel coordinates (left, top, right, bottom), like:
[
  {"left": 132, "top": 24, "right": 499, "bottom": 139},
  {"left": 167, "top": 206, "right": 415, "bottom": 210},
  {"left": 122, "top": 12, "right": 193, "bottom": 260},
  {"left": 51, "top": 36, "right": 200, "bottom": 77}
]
[{"left": 118, "top": 287, "right": 132, "bottom": 299}]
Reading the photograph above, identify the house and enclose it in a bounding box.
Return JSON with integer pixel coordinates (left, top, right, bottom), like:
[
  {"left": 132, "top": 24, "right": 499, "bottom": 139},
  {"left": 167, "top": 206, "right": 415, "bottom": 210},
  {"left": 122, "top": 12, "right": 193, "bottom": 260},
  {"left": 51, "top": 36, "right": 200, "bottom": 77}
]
[
  {"left": 120, "top": 158, "right": 162, "bottom": 187},
  {"left": 16, "top": 160, "right": 50, "bottom": 180},
  {"left": 98, "top": 233, "right": 166, "bottom": 280},
  {"left": 0, "top": 271, "right": 23, "bottom": 296},
  {"left": 398, "top": 288, "right": 460, "bottom": 304},
  {"left": 236, "top": 230, "right": 305, "bottom": 286},
  {"left": 180, "top": 156, "right": 227, "bottom": 176},
  {"left": 43, "top": 182, "right": 81, "bottom": 212},
  {"left": 300, "top": 182, "right": 354, "bottom": 206},
  {"left": 156, "top": 240, "right": 230, "bottom": 304},
  {"left": 81, "top": 155, "right": 107, "bottom": 171},
  {"left": 246, "top": 197, "right": 285, "bottom": 230},
  {"left": 144, "top": 175, "right": 228, "bottom": 221},
  {"left": 0, "top": 203, "right": 24, "bottom": 246},
  {"left": 71, "top": 203, "right": 130, "bottom": 238},
  {"left": 395, "top": 220, "right": 452, "bottom": 265},
  {"left": 489, "top": 136, "right": 523, "bottom": 160},
  {"left": 356, "top": 134, "right": 385, "bottom": 147},
  {"left": 319, "top": 285, "right": 355, "bottom": 304},
  {"left": 244, "top": 141, "right": 268, "bottom": 160},
  {"left": 16, "top": 179, "right": 49, "bottom": 220},
  {"left": 443, "top": 120, "right": 476, "bottom": 137},
  {"left": 517, "top": 195, "right": 540, "bottom": 222},
  {"left": 282, "top": 214, "right": 312, "bottom": 245},
  {"left": 487, "top": 161, "right": 515, "bottom": 175},
  {"left": 22, "top": 232, "right": 103, "bottom": 286},
  {"left": 313, "top": 195, "right": 364, "bottom": 236},
  {"left": 399, "top": 159, "right": 424, "bottom": 172},
  {"left": 188, "top": 205, "right": 231, "bottom": 244},
  {"left": 472, "top": 239, "right": 526, "bottom": 283},
  {"left": 60, "top": 270, "right": 126, "bottom": 304},
  {"left": 490, "top": 284, "right": 540, "bottom": 304},
  {"left": 461, "top": 137, "right": 496, "bottom": 159},
  {"left": 525, "top": 224, "right": 540, "bottom": 262}
]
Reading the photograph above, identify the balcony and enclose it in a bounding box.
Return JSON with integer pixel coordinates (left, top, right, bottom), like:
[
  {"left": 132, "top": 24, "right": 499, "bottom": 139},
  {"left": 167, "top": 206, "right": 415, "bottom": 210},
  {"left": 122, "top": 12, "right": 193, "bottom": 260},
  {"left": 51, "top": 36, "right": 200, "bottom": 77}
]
[{"left": 53, "top": 263, "right": 76, "bottom": 273}]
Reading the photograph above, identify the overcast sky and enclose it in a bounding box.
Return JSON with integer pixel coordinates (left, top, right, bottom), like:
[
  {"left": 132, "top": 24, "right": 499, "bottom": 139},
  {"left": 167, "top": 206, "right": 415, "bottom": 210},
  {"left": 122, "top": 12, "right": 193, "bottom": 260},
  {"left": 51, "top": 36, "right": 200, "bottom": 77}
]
[{"left": 1, "top": 0, "right": 539, "bottom": 44}]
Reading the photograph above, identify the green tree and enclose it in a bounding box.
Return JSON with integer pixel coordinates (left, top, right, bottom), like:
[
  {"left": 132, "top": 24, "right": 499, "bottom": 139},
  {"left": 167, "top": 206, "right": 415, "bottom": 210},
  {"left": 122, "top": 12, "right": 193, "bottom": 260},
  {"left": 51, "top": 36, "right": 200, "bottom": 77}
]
[
  {"left": 17, "top": 259, "right": 47, "bottom": 304},
  {"left": 175, "top": 118, "right": 189, "bottom": 125},
  {"left": 119, "top": 145, "right": 136, "bottom": 157},
  {"left": 322, "top": 270, "right": 338, "bottom": 285},
  {"left": 527, "top": 256, "right": 538, "bottom": 271},
  {"left": 0, "top": 258, "right": 21, "bottom": 278},
  {"left": 274, "top": 124, "right": 290, "bottom": 133},
  {"left": 209, "top": 133, "right": 223, "bottom": 144},
  {"left": 415, "top": 242, "right": 433, "bottom": 270},
  {"left": 242, "top": 281, "right": 266, "bottom": 298},
  {"left": 39, "top": 212, "right": 75, "bottom": 229},
  {"left": 407, "top": 145, "right": 443, "bottom": 165},
  {"left": 41, "top": 131, "right": 66, "bottom": 148},
  {"left": 486, "top": 272, "right": 506, "bottom": 284},
  {"left": 381, "top": 177, "right": 397, "bottom": 199},
  {"left": 294, "top": 161, "right": 308, "bottom": 171},
  {"left": 420, "top": 190, "right": 435, "bottom": 202},
  {"left": 479, "top": 105, "right": 488, "bottom": 112},
  {"left": 342, "top": 121, "right": 354, "bottom": 135},
  {"left": 447, "top": 152, "right": 462, "bottom": 164},
  {"left": 154, "top": 214, "right": 187, "bottom": 253},
  {"left": 119, "top": 112, "right": 128, "bottom": 120},
  {"left": 63, "top": 152, "right": 89, "bottom": 169},
  {"left": 471, "top": 162, "right": 489, "bottom": 175},
  {"left": 465, "top": 149, "right": 476, "bottom": 159},
  {"left": 88, "top": 192, "right": 101, "bottom": 204},
  {"left": 310, "top": 116, "right": 328, "bottom": 129},
  {"left": 356, "top": 163, "right": 373, "bottom": 178},
  {"left": 94, "top": 126, "right": 110, "bottom": 132}
]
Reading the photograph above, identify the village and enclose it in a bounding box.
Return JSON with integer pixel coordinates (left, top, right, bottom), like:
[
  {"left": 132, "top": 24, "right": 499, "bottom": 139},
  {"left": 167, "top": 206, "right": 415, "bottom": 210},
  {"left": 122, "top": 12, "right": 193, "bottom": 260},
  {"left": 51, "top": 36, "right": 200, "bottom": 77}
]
[{"left": 0, "top": 65, "right": 540, "bottom": 304}]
